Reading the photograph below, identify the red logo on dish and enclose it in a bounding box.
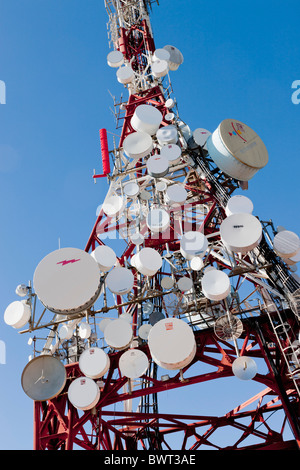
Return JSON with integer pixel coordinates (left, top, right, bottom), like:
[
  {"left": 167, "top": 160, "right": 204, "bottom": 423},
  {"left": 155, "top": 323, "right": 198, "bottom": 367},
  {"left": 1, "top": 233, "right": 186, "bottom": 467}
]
[{"left": 57, "top": 259, "right": 80, "bottom": 266}]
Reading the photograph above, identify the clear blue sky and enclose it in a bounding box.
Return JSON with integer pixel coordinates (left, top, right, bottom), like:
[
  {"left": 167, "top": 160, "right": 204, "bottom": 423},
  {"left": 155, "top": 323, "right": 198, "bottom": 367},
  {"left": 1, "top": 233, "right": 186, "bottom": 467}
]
[{"left": 0, "top": 0, "right": 300, "bottom": 450}]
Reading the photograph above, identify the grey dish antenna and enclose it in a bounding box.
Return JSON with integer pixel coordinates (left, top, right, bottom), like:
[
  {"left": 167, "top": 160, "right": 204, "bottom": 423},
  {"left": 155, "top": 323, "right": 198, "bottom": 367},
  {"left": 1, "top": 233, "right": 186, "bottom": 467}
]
[
  {"left": 214, "top": 314, "right": 243, "bottom": 341},
  {"left": 21, "top": 355, "right": 67, "bottom": 401}
]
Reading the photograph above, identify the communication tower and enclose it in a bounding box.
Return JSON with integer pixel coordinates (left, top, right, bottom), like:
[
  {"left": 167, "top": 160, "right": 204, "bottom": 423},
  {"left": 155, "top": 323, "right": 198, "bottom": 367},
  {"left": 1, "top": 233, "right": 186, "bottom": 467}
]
[{"left": 5, "top": 0, "right": 300, "bottom": 450}]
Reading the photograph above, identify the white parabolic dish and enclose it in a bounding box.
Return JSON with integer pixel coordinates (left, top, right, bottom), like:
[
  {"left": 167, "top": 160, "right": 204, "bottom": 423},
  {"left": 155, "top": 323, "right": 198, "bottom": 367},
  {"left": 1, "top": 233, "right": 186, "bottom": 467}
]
[
  {"left": 180, "top": 231, "right": 208, "bottom": 260},
  {"left": 91, "top": 245, "right": 117, "bottom": 272},
  {"left": 220, "top": 213, "right": 262, "bottom": 254},
  {"left": 33, "top": 247, "right": 101, "bottom": 314},
  {"left": 273, "top": 230, "right": 300, "bottom": 259},
  {"left": 146, "top": 154, "right": 169, "bottom": 178},
  {"left": 123, "top": 131, "right": 153, "bottom": 159},
  {"left": 131, "top": 104, "right": 162, "bottom": 135},
  {"left": 148, "top": 318, "right": 196, "bottom": 370},
  {"left": 206, "top": 119, "right": 269, "bottom": 181},
  {"left": 119, "top": 348, "right": 149, "bottom": 378},
  {"left": 68, "top": 377, "right": 100, "bottom": 410},
  {"left": 79, "top": 347, "right": 110, "bottom": 379},
  {"left": 225, "top": 195, "right": 254, "bottom": 217},
  {"left": 147, "top": 207, "right": 170, "bottom": 233},
  {"left": 201, "top": 269, "right": 231, "bottom": 301},
  {"left": 134, "top": 247, "right": 162, "bottom": 276},
  {"left": 104, "top": 318, "right": 133, "bottom": 350},
  {"left": 106, "top": 267, "right": 134, "bottom": 294},
  {"left": 4, "top": 300, "right": 31, "bottom": 329}
]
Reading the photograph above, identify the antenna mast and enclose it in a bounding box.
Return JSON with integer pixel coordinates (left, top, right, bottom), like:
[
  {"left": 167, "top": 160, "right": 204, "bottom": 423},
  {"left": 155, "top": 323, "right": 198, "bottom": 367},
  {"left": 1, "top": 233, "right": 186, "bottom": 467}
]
[{"left": 5, "top": 0, "right": 300, "bottom": 451}]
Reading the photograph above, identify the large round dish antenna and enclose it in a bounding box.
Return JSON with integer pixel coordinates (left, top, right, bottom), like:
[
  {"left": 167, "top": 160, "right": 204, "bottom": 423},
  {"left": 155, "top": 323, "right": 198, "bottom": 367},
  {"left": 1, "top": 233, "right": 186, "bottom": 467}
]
[
  {"left": 163, "top": 45, "right": 184, "bottom": 71},
  {"left": 79, "top": 347, "right": 110, "bottom": 379},
  {"left": 225, "top": 195, "right": 254, "bottom": 217},
  {"left": 160, "top": 143, "right": 182, "bottom": 165},
  {"left": 104, "top": 318, "right": 133, "bottom": 350},
  {"left": 4, "top": 300, "right": 31, "bottom": 329},
  {"left": 148, "top": 318, "right": 196, "bottom": 370},
  {"left": 131, "top": 104, "right": 162, "bottom": 135},
  {"left": 206, "top": 119, "right": 269, "bottom": 181},
  {"left": 156, "top": 125, "right": 178, "bottom": 145},
  {"left": 33, "top": 248, "right": 101, "bottom": 315},
  {"left": 134, "top": 247, "right": 162, "bottom": 276},
  {"left": 123, "top": 131, "right": 153, "bottom": 160},
  {"left": 119, "top": 349, "right": 149, "bottom": 379},
  {"left": 67, "top": 377, "right": 100, "bottom": 410},
  {"left": 106, "top": 267, "right": 134, "bottom": 294},
  {"left": 147, "top": 207, "right": 170, "bottom": 233},
  {"left": 21, "top": 355, "right": 67, "bottom": 401},
  {"left": 273, "top": 230, "right": 300, "bottom": 259},
  {"left": 180, "top": 231, "right": 208, "bottom": 260},
  {"left": 201, "top": 270, "right": 231, "bottom": 301},
  {"left": 220, "top": 213, "right": 262, "bottom": 254},
  {"left": 91, "top": 245, "right": 117, "bottom": 272},
  {"left": 146, "top": 154, "right": 169, "bottom": 178}
]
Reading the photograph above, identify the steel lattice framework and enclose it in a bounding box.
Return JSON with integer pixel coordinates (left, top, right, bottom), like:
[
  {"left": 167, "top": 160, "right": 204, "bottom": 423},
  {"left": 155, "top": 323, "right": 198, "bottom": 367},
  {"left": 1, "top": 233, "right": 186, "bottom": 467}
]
[{"left": 15, "top": 0, "right": 300, "bottom": 450}]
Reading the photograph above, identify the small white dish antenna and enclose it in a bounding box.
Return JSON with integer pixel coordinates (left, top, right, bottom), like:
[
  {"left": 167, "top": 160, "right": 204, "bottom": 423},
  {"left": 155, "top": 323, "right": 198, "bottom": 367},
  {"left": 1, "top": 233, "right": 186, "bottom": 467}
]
[
  {"left": 79, "top": 347, "right": 110, "bottom": 379},
  {"left": 232, "top": 356, "right": 257, "bottom": 380},
  {"left": 119, "top": 348, "right": 149, "bottom": 379},
  {"left": 68, "top": 377, "right": 100, "bottom": 410}
]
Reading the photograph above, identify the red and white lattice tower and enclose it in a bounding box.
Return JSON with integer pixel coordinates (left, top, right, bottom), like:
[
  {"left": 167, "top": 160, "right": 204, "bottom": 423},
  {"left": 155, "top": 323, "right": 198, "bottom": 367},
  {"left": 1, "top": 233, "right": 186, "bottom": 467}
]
[{"left": 5, "top": 0, "right": 300, "bottom": 451}]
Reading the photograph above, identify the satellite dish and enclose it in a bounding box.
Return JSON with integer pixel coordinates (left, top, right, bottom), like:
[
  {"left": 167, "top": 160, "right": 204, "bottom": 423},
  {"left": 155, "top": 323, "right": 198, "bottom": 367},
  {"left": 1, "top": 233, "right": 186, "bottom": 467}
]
[
  {"left": 163, "top": 292, "right": 187, "bottom": 316},
  {"left": 163, "top": 45, "right": 184, "bottom": 71},
  {"left": 273, "top": 230, "right": 300, "bottom": 259},
  {"left": 99, "top": 318, "right": 112, "bottom": 332},
  {"left": 79, "top": 347, "right": 110, "bottom": 379},
  {"left": 232, "top": 356, "right": 257, "bottom": 380},
  {"left": 165, "top": 98, "right": 175, "bottom": 109},
  {"left": 33, "top": 248, "right": 101, "bottom": 315},
  {"left": 102, "top": 195, "right": 125, "bottom": 218},
  {"left": 201, "top": 270, "right": 231, "bottom": 301},
  {"left": 68, "top": 377, "right": 100, "bottom": 410},
  {"left": 153, "top": 48, "right": 170, "bottom": 62},
  {"left": 149, "top": 310, "right": 165, "bottom": 326},
  {"left": 78, "top": 322, "right": 91, "bottom": 339},
  {"left": 131, "top": 104, "right": 162, "bottom": 135},
  {"left": 177, "top": 276, "right": 193, "bottom": 292},
  {"left": 15, "top": 284, "right": 28, "bottom": 297},
  {"left": 220, "top": 213, "right": 262, "bottom": 254},
  {"left": 124, "top": 181, "right": 140, "bottom": 198},
  {"left": 180, "top": 231, "right": 208, "bottom": 260},
  {"left": 160, "top": 143, "right": 182, "bottom": 165},
  {"left": 104, "top": 318, "right": 133, "bottom": 350},
  {"left": 225, "top": 195, "right": 254, "bottom": 217},
  {"left": 206, "top": 119, "right": 269, "bottom": 181},
  {"left": 156, "top": 125, "right": 178, "bottom": 146},
  {"left": 4, "top": 300, "right": 31, "bottom": 329},
  {"left": 123, "top": 131, "right": 153, "bottom": 160},
  {"left": 105, "top": 267, "right": 134, "bottom": 294},
  {"left": 119, "top": 348, "right": 149, "bottom": 379},
  {"left": 165, "top": 112, "right": 175, "bottom": 122},
  {"left": 152, "top": 59, "right": 169, "bottom": 78},
  {"left": 148, "top": 317, "right": 196, "bottom": 370},
  {"left": 107, "top": 50, "right": 124, "bottom": 68},
  {"left": 58, "top": 323, "right": 73, "bottom": 340},
  {"left": 134, "top": 247, "right": 162, "bottom": 276},
  {"left": 147, "top": 207, "right": 170, "bottom": 233},
  {"left": 138, "top": 323, "right": 152, "bottom": 340},
  {"left": 161, "top": 276, "right": 175, "bottom": 289},
  {"left": 21, "top": 355, "right": 67, "bottom": 401},
  {"left": 190, "top": 257, "right": 204, "bottom": 271},
  {"left": 165, "top": 183, "right": 187, "bottom": 205},
  {"left": 116, "top": 65, "right": 134, "bottom": 84},
  {"left": 91, "top": 245, "right": 117, "bottom": 272},
  {"left": 146, "top": 154, "right": 169, "bottom": 178},
  {"left": 192, "top": 128, "right": 211, "bottom": 148},
  {"left": 155, "top": 180, "right": 167, "bottom": 192},
  {"left": 130, "top": 231, "right": 144, "bottom": 245},
  {"left": 214, "top": 314, "right": 243, "bottom": 341}
]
